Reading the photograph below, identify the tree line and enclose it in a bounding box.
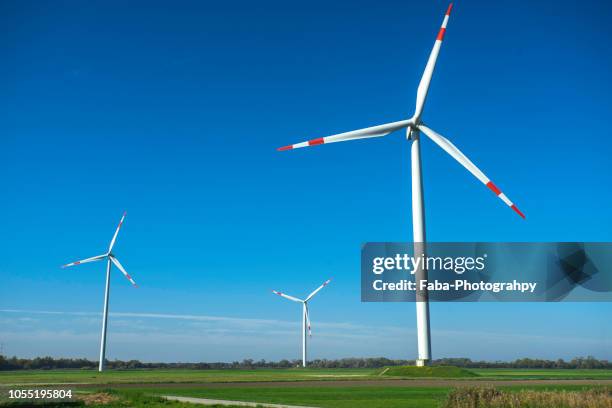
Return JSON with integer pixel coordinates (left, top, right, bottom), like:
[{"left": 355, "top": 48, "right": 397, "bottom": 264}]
[{"left": 0, "top": 355, "right": 610, "bottom": 370}]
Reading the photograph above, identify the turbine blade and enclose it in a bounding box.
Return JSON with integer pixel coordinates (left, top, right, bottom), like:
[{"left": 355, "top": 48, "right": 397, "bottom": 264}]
[
  {"left": 414, "top": 3, "right": 453, "bottom": 119},
  {"left": 61, "top": 254, "right": 107, "bottom": 268},
  {"left": 108, "top": 211, "right": 127, "bottom": 252},
  {"left": 277, "top": 120, "right": 411, "bottom": 151},
  {"left": 109, "top": 255, "right": 138, "bottom": 287},
  {"left": 305, "top": 304, "right": 312, "bottom": 337},
  {"left": 418, "top": 124, "right": 525, "bottom": 219},
  {"left": 305, "top": 278, "right": 332, "bottom": 301},
  {"left": 272, "top": 290, "right": 303, "bottom": 303}
]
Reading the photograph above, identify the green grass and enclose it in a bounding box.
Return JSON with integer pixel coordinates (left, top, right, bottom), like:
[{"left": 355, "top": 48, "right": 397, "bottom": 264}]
[
  {"left": 1, "top": 373, "right": 610, "bottom": 408},
  {"left": 381, "top": 366, "right": 478, "bottom": 378},
  {"left": 137, "top": 385, "right": 611, "bottom": 408},
  {"left": 1, "top": 387, "right": 608, "bottom": 408},
  {"left": 0, "top": 390, "right": 246, "bottom": 408},
  {"left": 124, "top": 386, "right": 451, "bottom": 408},
  {"left": 470, "top": 368, "right": 612, "bottom": 379}
]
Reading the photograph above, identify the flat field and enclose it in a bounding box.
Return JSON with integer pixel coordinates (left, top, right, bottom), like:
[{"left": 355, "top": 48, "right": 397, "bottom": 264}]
[
  {"left": 137, "top": 384, "right": 611, "bottom": 408},
  {"left": 0, "top": 368, "right": 375, "bottom": 385},
  {"left": 2, "top": 367, "right": 612, "bottom": 386},
  {"left": 0, "top": 368, "right": 611, "bottom": 408},
  {"left": 470, "top": 368, "right": 612, "bottom": 379}
]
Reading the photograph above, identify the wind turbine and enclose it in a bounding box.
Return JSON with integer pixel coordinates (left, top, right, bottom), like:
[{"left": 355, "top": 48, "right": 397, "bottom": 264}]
[
  {"left": 272, "top": 279, "right": 332, "bottom": 367},
  {"left": 277, "top": 3, "right": 524, "bottom": 367},
  {"left": 61, "top": 212, "right": 137, "bottom": 372}
]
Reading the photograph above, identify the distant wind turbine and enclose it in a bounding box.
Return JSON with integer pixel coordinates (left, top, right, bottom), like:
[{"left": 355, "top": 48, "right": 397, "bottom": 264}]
[
  {"left": 277, "top": 4, "right": 524, "bottom": 366},
  {"left": 62, "top": 212, "right": 137, "bottom": 372},
  {"left": 272, "top": 279, "right": 332, "bottom": 367}
]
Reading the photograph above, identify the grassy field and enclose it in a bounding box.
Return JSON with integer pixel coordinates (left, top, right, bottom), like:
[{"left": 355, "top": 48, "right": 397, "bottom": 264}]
[
  {"left": 118, "top": 385, "right": 610, "bottom": 408},
  {"left": 0, "top": 368, "right": 376, "bottom": 385},
  {"left": 1, "top": 385, "right": 608, "bottom": 408},
  {"left": 1, "top": 368, "right": 611, "bottom": 407},
  {"left": 138, "top": 385, "right": 451, "bottom": 408},
  {"left": 0, "top": 390, "right": 239, "bottom": 408},
  {"left": 2, "top": 368, "right": 612, "bottom": 385},
  {"left": 470, "top": 368, "right": 612, "bottom": 379},
  {"left": 382, "top": 366, "right": 478, "bottom": 378}
]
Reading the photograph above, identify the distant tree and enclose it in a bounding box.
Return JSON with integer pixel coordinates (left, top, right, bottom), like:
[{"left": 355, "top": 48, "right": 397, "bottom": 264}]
[{"left": 0, "top": 355, "right": 610, "bottom": 371}]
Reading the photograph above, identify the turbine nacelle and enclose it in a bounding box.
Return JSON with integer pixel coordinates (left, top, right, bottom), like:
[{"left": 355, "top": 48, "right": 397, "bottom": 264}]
[{"left": 406, "top": 124, "right": 419, "bottom": 140}]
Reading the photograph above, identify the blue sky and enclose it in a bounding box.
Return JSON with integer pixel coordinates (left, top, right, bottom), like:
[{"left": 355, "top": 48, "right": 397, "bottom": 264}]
[{"left": 1, "top": 0, "right": 611, "bottom": 362}]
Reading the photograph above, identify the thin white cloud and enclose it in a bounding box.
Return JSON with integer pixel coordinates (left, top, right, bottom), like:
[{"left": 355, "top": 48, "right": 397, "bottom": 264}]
[
  {"left": 0, "top": 308, "right": 386, "bottom": 333},
  {"left": 0, "top": 309, "right": 604, "bottom": 342},
  {"left": 0, "top": 309, "right": 608, "bottom": 361}
]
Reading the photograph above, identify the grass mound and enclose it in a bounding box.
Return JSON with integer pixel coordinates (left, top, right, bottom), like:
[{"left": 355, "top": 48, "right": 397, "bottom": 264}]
[
  {"left": 442, "top": 386, "right": 612, "bottom": 408},
  {"left": 380, "top": 365, "right": 479, "bottom": 378}
]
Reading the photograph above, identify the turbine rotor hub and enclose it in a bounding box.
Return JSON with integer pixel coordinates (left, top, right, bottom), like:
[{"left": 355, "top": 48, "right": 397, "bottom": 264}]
[{"left": 406, "top": 125, "right": 420, "bottom": 140}]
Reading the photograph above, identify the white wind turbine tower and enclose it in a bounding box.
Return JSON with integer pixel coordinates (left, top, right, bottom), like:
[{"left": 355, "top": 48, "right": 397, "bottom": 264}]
[
  {"left": 277, "top": 3, "right": 524, "bottom": 367},
  {"left": 272, "top": 279, "right": 332, "bottom": 367},
  {"left": 62, "top": 212, "right": 138, "bottom": 372}
]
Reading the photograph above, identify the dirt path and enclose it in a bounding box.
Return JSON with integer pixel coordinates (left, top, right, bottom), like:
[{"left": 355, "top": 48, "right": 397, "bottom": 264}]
[{"left": 164, "top": 395, "right": 316, "bottom": 408}]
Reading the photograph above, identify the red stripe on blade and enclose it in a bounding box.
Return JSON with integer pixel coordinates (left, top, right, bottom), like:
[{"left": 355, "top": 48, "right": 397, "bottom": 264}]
[
  {"left": 308, "top": 138, "right": 324, "bottom": 146},
  {"left": 486, "top": 181, "right": 502, "bottom": 196},
  {"left": 446, "top": 3, "right": 453, "bottom": 16},
  {"left": 511, "top": 205, "right": 526, "bottom": 219},
  {"left": 437, "top": 28, "right": 446, "bottom": 41},
  {"left": 277, "top": 145, "right": 293, "bottom": 151}
]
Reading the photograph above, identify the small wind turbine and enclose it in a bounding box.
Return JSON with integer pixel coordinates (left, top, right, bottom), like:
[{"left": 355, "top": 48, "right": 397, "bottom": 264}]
[
  {"left": 277, "top": 4, "right": 524, "bottom": 366},
  {"left": 272, "top": 279, "right": 331, "bottom": 367},
  {"left": 62, "top": 212, "right": 137, "bottom": 372}
]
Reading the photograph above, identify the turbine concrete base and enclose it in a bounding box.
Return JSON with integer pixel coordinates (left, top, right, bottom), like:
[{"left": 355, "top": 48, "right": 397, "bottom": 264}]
[{"left": 415, "top": 359, "right": 430, "bottom": 367}]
